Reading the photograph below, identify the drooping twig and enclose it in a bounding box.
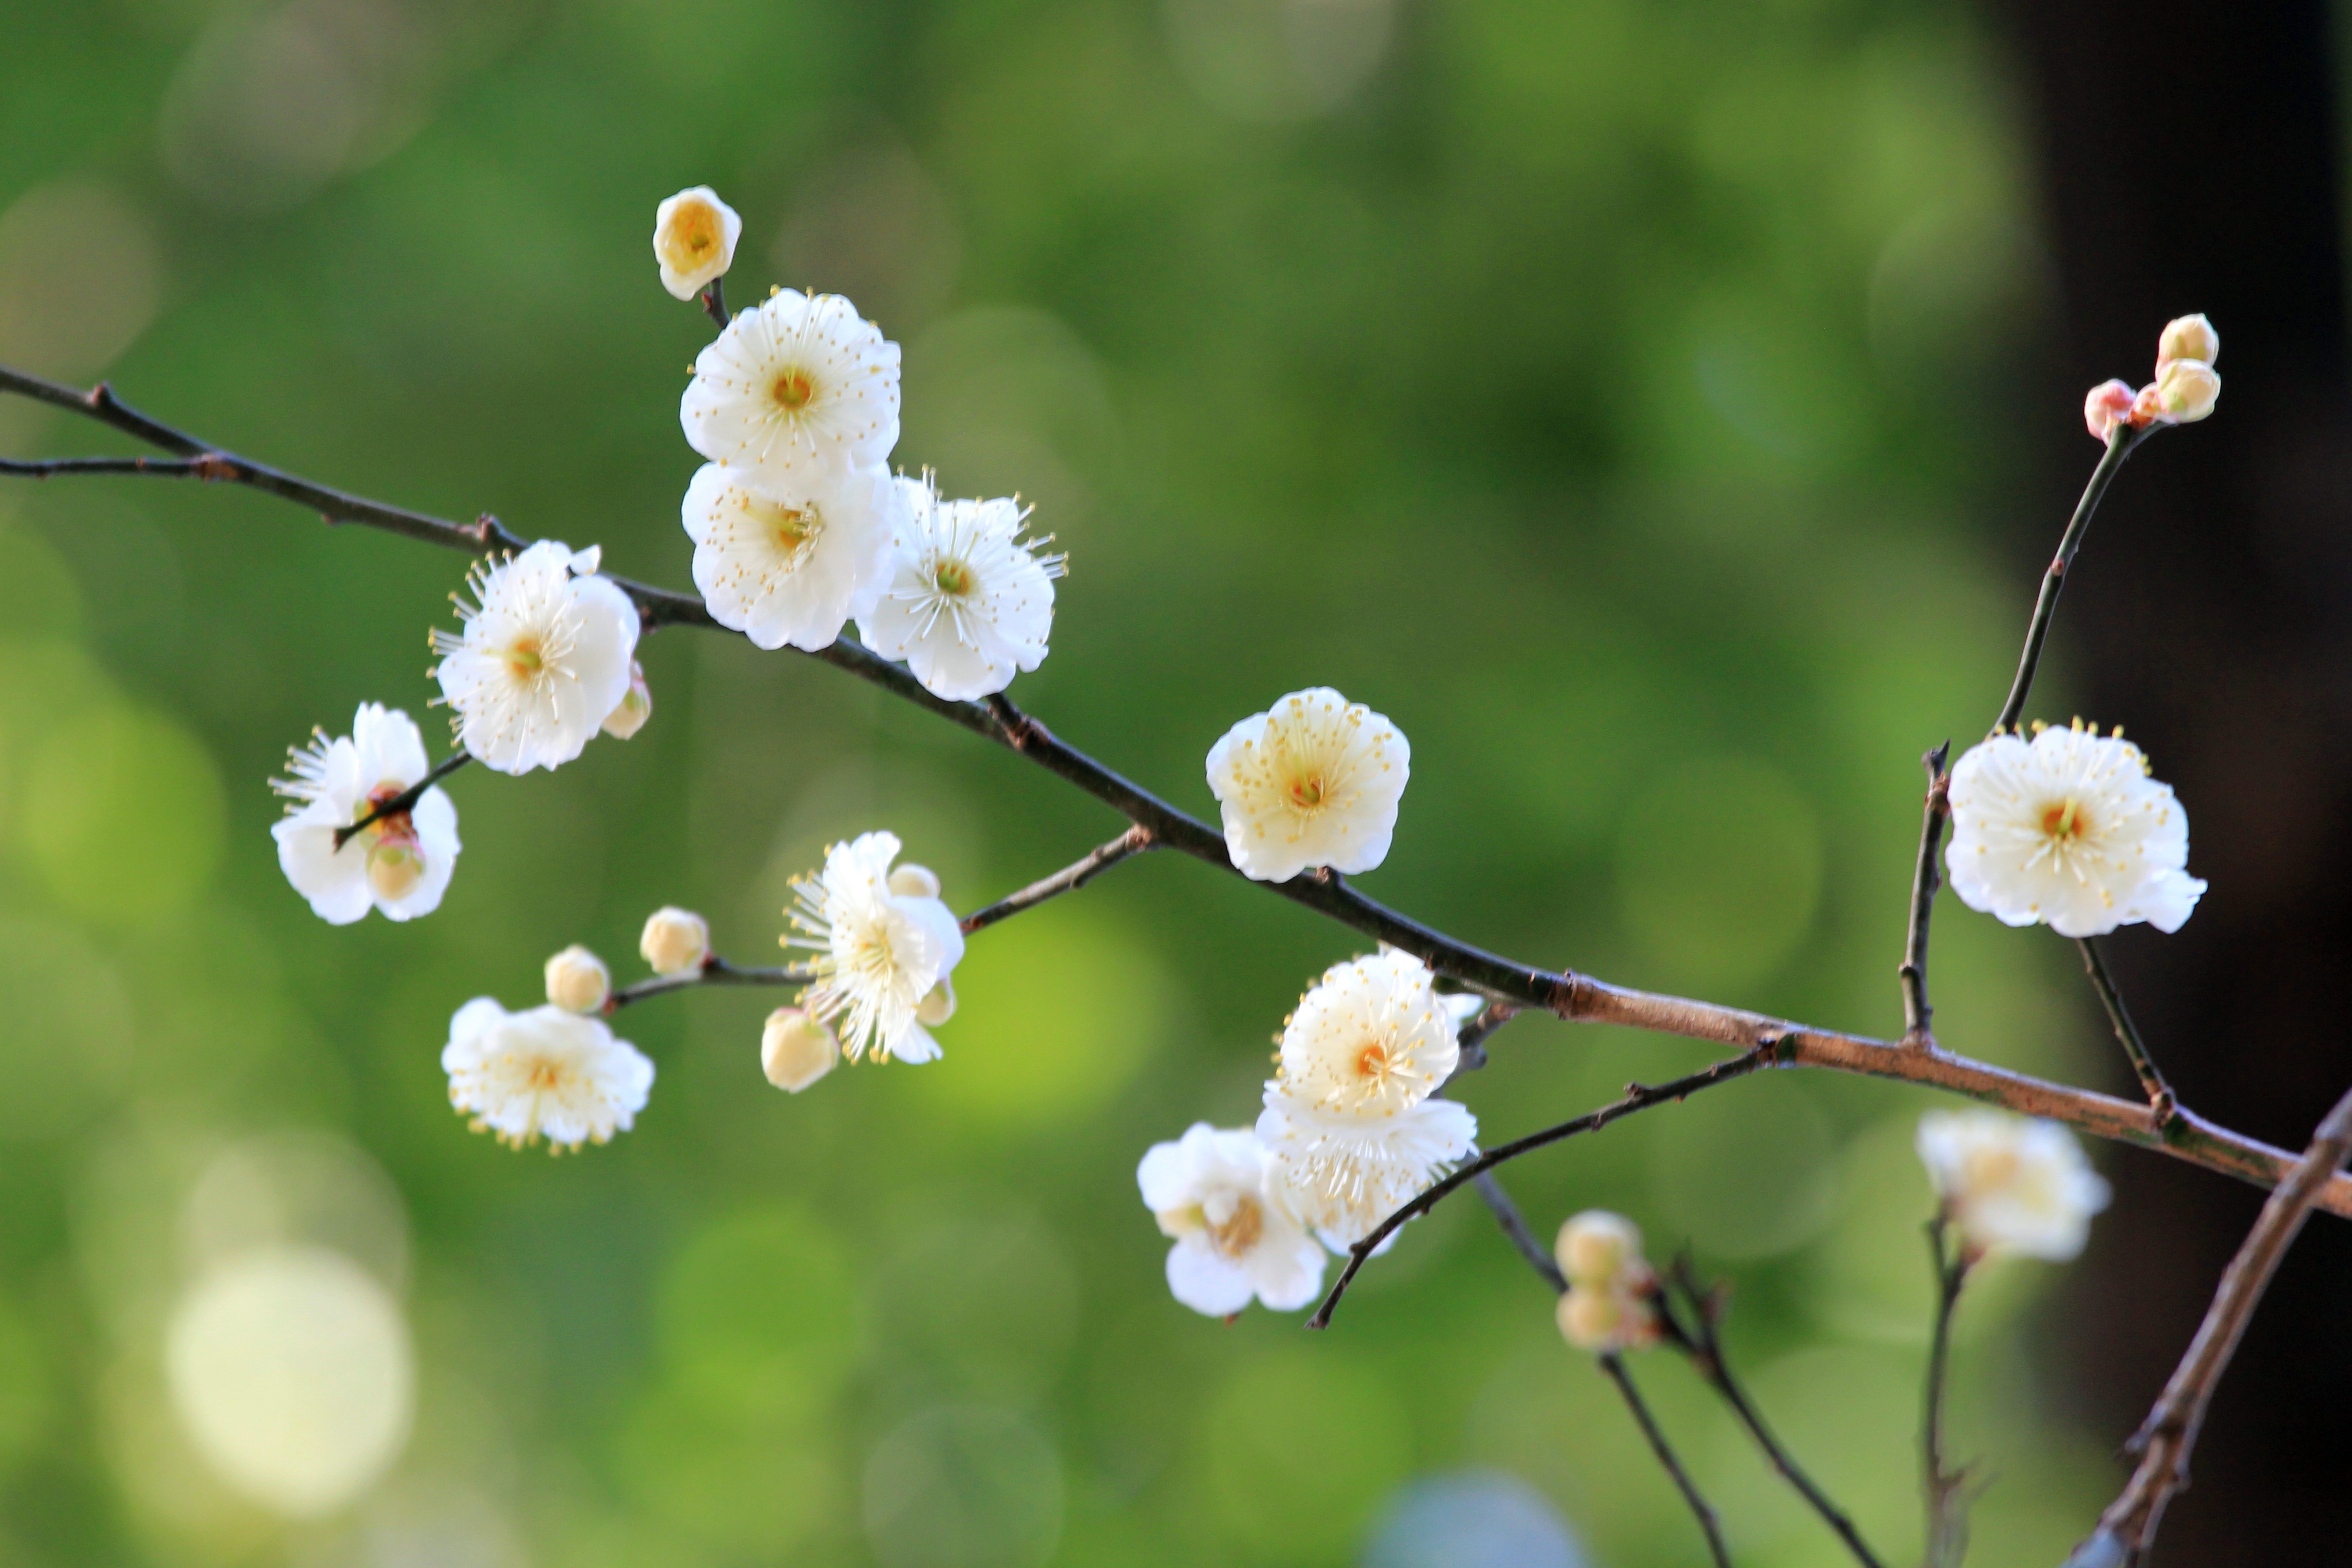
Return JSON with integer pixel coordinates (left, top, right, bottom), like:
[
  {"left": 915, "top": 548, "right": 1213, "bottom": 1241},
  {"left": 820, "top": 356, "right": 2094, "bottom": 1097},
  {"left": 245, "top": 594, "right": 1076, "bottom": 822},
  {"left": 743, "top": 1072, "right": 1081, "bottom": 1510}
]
[
  {"left": 1921, "top": 1216, "right": 1976, "bottom": 1568},
  {"left": 7, "top": 364, "right": 2347, "bottom": 1222},
  {"left": 605, "top": 955, "right": 818, "bottom": 1013},
  {"left": 2064, "top": 1079, "right": 2352, "bottom": 1566},
  {"left": 1599, "top": 1350, "right": 1733, "bottom": 1568},
  {"left": 1308, "top": 1044, "right": 1778, "bottom": 1329},
  {"left": 959, "top": 826, "right": 1156, "bottom": 935},
  {"left": 2076, "top": 937, "right": 2178, "bottom": 1125},
  {"left": 1470, "top": 1170, "right": 1568, "bottom": 1294},
  {"left": 1657, "top": 1259, "right": 1888, "bottom": 1568},
  {"left": 1899, "top": 742, "right": 1953, "bottom": 1044},
  {"left": 333, "top": 751, "right": 474, "bottom": 849}
]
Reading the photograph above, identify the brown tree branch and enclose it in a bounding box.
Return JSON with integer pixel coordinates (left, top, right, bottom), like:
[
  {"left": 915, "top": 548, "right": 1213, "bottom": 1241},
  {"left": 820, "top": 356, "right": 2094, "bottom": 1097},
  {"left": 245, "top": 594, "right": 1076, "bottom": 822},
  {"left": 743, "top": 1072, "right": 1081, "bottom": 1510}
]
[
  {"left": 6, "top": 366, "right": 2344, "bottom": 1225},
  {"left": 1599, "top": 1350, "right": 1733, "bottom": 1568},
  {"left": 959, "top": 826, "right": 1155, "bottom": 935},
  {"left": 333, "top": 751, "right": 473, "bottom": 849},
  {"left": 604, "top": 955, "right": 819, "bottom": 1013},
  {"left": 1469, "top": 1170, "right": 1568, "bottom": 1293},
  {"left": 2065, "top": 1079, "right": 2352, "bottom": 1565},
  {"left": 1899, "top": 743, "right": 1952, "bottom": 1044}
]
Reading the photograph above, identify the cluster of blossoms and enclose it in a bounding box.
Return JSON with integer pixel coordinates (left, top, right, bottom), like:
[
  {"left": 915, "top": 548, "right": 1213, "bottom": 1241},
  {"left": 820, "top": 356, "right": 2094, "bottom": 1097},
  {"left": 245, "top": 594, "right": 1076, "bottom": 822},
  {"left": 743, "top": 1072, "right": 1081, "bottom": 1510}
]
[
  {"left": 1553, "top": 1212, "right": 1659, "bottom": 1353},
  {"left": 2083, "top": 312, "right": 2221, "bottom": 441}
]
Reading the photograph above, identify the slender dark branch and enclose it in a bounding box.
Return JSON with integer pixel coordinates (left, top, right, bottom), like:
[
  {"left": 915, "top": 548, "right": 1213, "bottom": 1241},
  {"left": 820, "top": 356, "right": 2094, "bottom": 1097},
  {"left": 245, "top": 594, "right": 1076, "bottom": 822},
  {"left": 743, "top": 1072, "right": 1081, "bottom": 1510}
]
[
  {"left": 1470, "top": 1171, "right": 1569, "bottom": 1294},
  {"left": 2076, "top": 937, "right": 2177, "bottom": 1124},
  {"left": 959, "top": 825, "right": 1156, "bottom": 935},
  {"left": 1657, "top": 1259, "right": 1887, "bottom": 1568},
  {"left": 333, "top": 751, "right": 474, "bottom": 849},
  {"left": 1922, "top": 1216, "right": 1975, "bottom": 1568},
  {"left": 1992, "top": 422, "right": 2153, "bottom": 737},
  {"left": 1899, "top": 742, "right": 1952, "bottom": 1044},
  {"left": 701, "top": 274, "right": 730, "bottom": 329},
  {"left": 11, "top": 363, "right": 2352, "bottom": 1220},
  {"left": 0, "top": 454, "right": 218, "bottom": 478},
  {"left": 1599, "top": 1351, "right": 1733, "bottom": 1568},
  {"left": 2070, "top": 1080, "right": 2352, "bottom": 1564},
  {"left": 1308, "top": 1043, "right": 1777, "bottom": 1329},
  {"left": 605, "top": 955, "right": 818, "bottom": 1013}
]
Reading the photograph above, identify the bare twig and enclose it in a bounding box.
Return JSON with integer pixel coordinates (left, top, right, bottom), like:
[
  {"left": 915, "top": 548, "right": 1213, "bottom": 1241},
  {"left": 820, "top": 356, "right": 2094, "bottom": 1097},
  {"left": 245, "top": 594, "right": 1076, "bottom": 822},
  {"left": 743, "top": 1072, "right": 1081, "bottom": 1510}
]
[
  {"left": 1470, "top": 1170, "right": 1568, "bottom": 1294},
  {"left": 1657, "top": 1259, "right": 1888, "bottom": 1568},
  {"left": 333, "top": 751, "right": 473, "bottom": 849},
  {"left": 605, "top": 955, "right": 818, "bottom": 1013},
  {"left": 1599, "top": 1350, "right": 1733, "bottom": 1568},
  {"left": 959, "top": 826, "right": 1155, "bottom": 935},
  {"left": 1308, "top": 1044, "right": 1777, "bottom": 1329},
  {"left": 7, "top": 365, "right": 2346, "bottom": 1222},
  {"left": 1921, "top": 1216, "right": 1976, "bottom": 1568},
  {"left": 701, "top": 274, "right": 730, "bottom": 330},
  {"left": 2076, "top": 937, "right": 2178, "bottom": 1125},
  {"left": 1900, "top": 743, "right": 1952, "bottom": 1044},
  {"left": 1992, "top": 421, "right": 2153, "bottom": 737},
  {"left": 2067, "top": 1080, "right": 2352, "bottom": 1565}
]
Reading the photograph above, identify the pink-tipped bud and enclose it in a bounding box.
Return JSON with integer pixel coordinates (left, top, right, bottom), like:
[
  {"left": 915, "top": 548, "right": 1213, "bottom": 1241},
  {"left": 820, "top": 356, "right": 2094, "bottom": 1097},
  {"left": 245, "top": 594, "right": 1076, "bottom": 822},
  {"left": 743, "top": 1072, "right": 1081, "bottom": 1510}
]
[
  {"left": 2135, "top": 357, "right": 2220, "bottom": 425},
  {"left": 2083, "top": 379, "right": 2138, "bottom": 443},
  {"left": 2156, "top": 313, "right": 2218, "bottom": 371}
]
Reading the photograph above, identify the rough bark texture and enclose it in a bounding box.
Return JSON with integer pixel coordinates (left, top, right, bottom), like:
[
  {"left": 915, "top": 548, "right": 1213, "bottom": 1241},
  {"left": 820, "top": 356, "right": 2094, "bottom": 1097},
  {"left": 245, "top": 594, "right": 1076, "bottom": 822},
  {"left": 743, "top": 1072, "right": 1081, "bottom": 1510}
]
[{"left": 1995, "top": 1, "right": 2352, "bottom": 1556}]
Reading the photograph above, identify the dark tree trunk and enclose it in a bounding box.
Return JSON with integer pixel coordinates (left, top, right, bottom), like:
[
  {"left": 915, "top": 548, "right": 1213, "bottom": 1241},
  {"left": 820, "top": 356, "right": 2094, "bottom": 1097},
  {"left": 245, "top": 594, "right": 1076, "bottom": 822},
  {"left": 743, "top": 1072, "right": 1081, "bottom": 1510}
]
[{"left": 1993, "top": 1, "right": 2352, "bottom": 1558}]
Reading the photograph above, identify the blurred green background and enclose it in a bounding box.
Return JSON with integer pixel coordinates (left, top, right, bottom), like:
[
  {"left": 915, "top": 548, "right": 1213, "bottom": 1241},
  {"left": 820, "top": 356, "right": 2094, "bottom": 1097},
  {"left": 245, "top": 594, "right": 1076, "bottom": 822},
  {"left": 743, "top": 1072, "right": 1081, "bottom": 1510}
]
[{"left": 0, "top": 0, "right": 2132, "bottom": 1563}]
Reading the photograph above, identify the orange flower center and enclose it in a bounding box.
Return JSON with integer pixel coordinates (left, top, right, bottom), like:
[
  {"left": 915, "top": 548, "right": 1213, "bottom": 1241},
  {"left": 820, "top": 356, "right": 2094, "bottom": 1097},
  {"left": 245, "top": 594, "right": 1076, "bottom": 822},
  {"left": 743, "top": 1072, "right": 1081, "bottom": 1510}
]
[
  {"left": 2040, "top": 797, "right": 2088, "bottom": 840},
  {"left": 772, "top": 369, "right": 816, "bottom": 412}
]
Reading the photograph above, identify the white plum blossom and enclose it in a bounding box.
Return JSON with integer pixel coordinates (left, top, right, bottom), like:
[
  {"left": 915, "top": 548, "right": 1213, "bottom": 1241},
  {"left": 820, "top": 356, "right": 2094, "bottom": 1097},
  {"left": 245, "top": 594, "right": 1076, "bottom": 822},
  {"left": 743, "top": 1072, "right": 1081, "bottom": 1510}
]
[
  {"left": 432, "top": 541, "right": 641, "bottom": 775},
  {"left": 786, "top": 832, "right": 966, "bottom": 1064},
  {"left": 1137, "top": 1123, "right": 1325, "bottom": 1316},
  {"left": 271, "top": 704, "right": 460, "bottom": 924},
  {"left": 680, "top": 289, "right": 900, "bottom": 485},
  {"left": 1207, "top": 688, "right": 1409, "bottom": 882},
  {"left": 1255, "top": 951, "right": 1477, "bottom": 1250},
  {"left": 681, "top": 460, "right": 899, "bottom": 652},
  {"left": 856, "top": 473, "right": 1066, "bottom": 701},
  {"left": 652, "top": 186, "right": 741, "bottom": 301},
  {"left": 1946, "top": 721, "right": 2206, "bottom": 938},
  {"left": 441, "top": 998, "right": 653, "bottom": 1152},
  {"left": 1917, "top": 1109, "right": 2111, "bottom": 1261}
]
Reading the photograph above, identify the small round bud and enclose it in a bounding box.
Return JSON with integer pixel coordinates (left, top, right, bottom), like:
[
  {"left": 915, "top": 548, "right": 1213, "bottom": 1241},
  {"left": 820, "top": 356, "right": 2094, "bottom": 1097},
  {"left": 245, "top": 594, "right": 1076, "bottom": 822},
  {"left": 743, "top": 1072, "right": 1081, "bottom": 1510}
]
[
  {"left": 601, "top": 660, "right": 652, "bottom": 740},
  {"left": 2083, "top": 378, "right": 2138, "bottom": 443},
  {"left": 917, "top": 975, "right": 956, "bottom": 1028},
  {"left": 760, "top": 1008, "right": 839, "bottom": 1092},
  {"left": 544, "top": 945, "right": 611, "bottom": 1014},
  {"left": 2139, "top": 357, "right": 2220, "bottom": 424},
  {"left": 366, "top": 839, "right": 426, "bottom": 902},
  {"left": 1556, "top": 1210, "right": 1643, "bottom": 1287},
  {"left": 639, "top": 906, "right": 710, "bottom": 978},
  {"left": 888, "top": 862, "right": 941, "bottom": 900},
  {"left": 653, "top": 186, "right": 742, "bottom": 302},
  {"left": 1557, "top": 1286, "right": 1623, "bottom": 1351},
  {"left": 2156, "top": 312, "right": 2218, "bottom": 370}
]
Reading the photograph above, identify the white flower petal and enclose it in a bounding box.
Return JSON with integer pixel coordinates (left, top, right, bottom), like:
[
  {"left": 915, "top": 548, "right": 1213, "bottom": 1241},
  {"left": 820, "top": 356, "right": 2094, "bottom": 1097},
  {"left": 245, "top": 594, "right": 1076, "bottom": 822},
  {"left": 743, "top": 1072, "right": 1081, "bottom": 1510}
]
[
  {"left": 432, "top": 541, "right": 641, "bottom": 775},
  {"left": 441, "top": 999, "right": 653, "bottom": 1150},
  {"left": 684, "top": 461, "right": 897, "bottom": 652},
  {"left": 1207, "top": 687, "right": 1409, "bottom": 882},
  {"left": 680, "top": 290, "right": 900, "bottom": 484}
]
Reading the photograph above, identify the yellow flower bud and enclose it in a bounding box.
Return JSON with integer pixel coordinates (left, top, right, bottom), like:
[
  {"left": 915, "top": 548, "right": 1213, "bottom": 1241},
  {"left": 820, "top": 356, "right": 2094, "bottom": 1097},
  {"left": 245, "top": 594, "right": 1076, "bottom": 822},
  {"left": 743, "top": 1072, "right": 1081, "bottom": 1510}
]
[
  {"left": 760, "top": 1008, "right": 839, "bottom": 1092},
  {"left": 1555, "top": 1210, "right": 1643, "bottom": 1287},
  {"left": 638, "top": 907, "right": 710, "bottom": 977},
  {"left": 653, "top": 187, "right": 742, "bottom": 301},
  {"left": 917, "top": 975, "right": 956, "bottom": 1027},
  {"left": 2156, "top": 312, "right": 2218, "bottom": 370},
  {"left": 544, "top": 945, "right": 611, "bottom": 1014},
  {"left": 601, "top": 660, "right": 652, "bottom": 740},
  {"left": 888, "top": 862, "right": 941, "bottom": 900},
  {"left": 1557, "top": 1286, "right": 1623, "bottom": 1351},
  {"left": 365, "top": 839, "right": 426, "bottom": 902},
  {"left": 2142, "top": 356, "right": 2220, "bottom": 424}
]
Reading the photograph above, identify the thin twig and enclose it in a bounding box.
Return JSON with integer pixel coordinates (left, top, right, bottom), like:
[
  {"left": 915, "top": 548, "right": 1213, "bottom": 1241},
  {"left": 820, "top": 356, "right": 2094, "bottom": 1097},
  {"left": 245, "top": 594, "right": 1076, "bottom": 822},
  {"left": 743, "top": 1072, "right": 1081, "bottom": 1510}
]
[
  {"left": 1921, "top": 1216, "right": 1975, "bottom": 1568},
  {"left": 1899, "top": 742, "right": 1952, "bottom": 1044},
  {"left": 1308, "top": 1044, "right": 1777, "bottom": 1329},
  {"left": 2076, "top": 937, "right": 2178, "bottom": 1125},
  {"left": 605, "top": 955, "right": 818, "bottom": 1013},
  {"left": 959, "top": 826, "right": 1155, "bottom": 935},
  {"left": 1470, "top": 1170, "right": 1569, "bottom": 1294},
  {"left": 1599, "top": 1351, "right": 1733, "bottom": 1568},
  {"left": 6, "top": 365, "right": 2344, "bottom": 1221},
  {"left": 701, "top": 274, "right": 730, "bottom": 330},
  {"left": 2069, "top": 1079, "right": 2352, "bottom": 1564},
  {"left": 1991, "top": 422, "right": 2153, "bottom": 737},
  {"left": 1658, "top": 1259, "right": 1888, "bottom": 1568},
  {"left": 333, "top": 752, "right": 473, "bottom": 849}
]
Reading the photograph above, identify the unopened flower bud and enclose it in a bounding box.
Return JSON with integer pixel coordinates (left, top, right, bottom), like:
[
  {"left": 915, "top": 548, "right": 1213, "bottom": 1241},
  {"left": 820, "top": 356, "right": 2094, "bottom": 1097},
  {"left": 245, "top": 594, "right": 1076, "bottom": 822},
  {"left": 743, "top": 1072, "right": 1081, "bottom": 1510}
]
[
  {"left": 653, "top": 186, "right": 742, "bottom": 301},
  {"left": 760, "top": 1007, "right": 839, "bottom": 1092},
  {"left": 545, "top": 944, "right": 611, "bottom": 1014},
  {"left": 2139, "top": 357, "right": 2220, "bottom": 424},
  {"left": 601, "top": 660, "right": 652, "bottom": 739},
  {"left": 639, "top": 906, "right": 710, "bottom": 977},
  {"left": 1556, "top": 1210, "right": 1643, "bottom": 1286},
  {"left": 2083, "top": 379, "right": 2137, "bottom": 443},
  {"left": 1557, "top": 1286, "right": 1623, "bottom": 1351},
  {"left": 917, "top": 975, "right": 956, "bottom": 1027},
  {"left": 366, "top": 838, "right": 427, "bottom": 902},
  {"left": 2156, "top": 312, "right": 2218, "bottom": 370},
  {"left": 888, "top": 862, "right": 941, "bottom": 900}
]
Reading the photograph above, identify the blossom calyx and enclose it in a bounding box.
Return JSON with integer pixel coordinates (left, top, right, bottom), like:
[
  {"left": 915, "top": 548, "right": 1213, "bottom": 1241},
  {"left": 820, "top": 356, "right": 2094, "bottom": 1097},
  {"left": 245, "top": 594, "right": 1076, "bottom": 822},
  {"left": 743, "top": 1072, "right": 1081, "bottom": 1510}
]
[
  {"left": 653, "top": 187, "right": 741, "bottom": 301},
  {"left": 639, "top": 907, "right": 711, "bottom": 977},
  {"left": 760, "top": 1008, "right": 839, "bottom": 1092},
  {"left": 545, "top": 945, "right": 612, "bottom": 1014}
]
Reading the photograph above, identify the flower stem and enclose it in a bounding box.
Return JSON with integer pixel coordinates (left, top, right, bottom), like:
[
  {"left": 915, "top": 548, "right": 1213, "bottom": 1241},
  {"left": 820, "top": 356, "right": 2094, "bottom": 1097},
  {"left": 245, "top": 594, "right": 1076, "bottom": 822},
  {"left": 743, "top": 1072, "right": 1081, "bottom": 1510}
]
[
  {"left": 1599, "top": 1351, "right": 1732, "bottom": 1568},
  {"left": 2077, "top": 936, "right": 2177, "bottom": 1123},
  {"left": 1921, "top": 1216, "right": 1975, "bottom": 1568}
]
